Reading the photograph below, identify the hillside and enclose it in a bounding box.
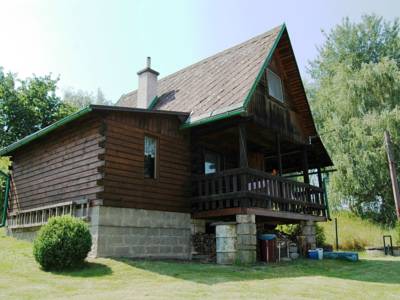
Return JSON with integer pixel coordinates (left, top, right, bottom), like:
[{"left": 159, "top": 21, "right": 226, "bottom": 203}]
[{"left": 320, "top": 212, "right": 398, "bottom": 250}]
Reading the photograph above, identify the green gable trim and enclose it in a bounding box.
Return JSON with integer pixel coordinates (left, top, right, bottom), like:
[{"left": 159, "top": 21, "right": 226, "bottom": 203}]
[
  {"left": 180, "top": 24, "right": 286, "bottom": 129},
  {"left": 147, "top": 96, "right": 159, "bottom": 110},
  {"left": 180, "top": 107, "right": 245, "bottom": 129},
  {"left": 242, "top": 23, "right": 286, "bottom": 110},
  {"left": 0, "top": 106, "right": 93, "bottom": 156}
]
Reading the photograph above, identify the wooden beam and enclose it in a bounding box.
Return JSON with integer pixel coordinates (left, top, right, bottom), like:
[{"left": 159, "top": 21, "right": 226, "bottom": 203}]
[
  {"left": 247, "top": 208, "right": 327, "bottom": 222},
  {"left": 303, "top": 146, "right": 309, "bottom": 184},
  {"left": 384, "top": 131, "right": 400, "bottom": 219},
  {"left": 192, "top": 207, "right": 326, "bottom": 222},
  {"left": 277, "top": 134, "right": 283, "bottom": 176},
  {"left": 238, "top": 124, "right": 248, "bottom": 168}
]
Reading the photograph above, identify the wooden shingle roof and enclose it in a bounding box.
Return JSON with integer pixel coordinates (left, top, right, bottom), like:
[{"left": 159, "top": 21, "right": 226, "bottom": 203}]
[{"left": 117, "top": 25, "right": 284, "bottom": 127}]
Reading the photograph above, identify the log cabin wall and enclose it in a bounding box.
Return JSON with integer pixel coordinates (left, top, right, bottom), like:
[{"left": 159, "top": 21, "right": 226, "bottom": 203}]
[
  {"left": 247, "top": 41, "right": 307, "bottom": 144},
  {"left": 8, "top": 116, "right": 105, "bottom": 213},
  {"left": 101, "top": 111, "right": 191, "bottom": 213}
]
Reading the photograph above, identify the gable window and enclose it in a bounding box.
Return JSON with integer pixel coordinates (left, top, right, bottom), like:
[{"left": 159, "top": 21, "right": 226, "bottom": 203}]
[
  {"left": 144, "top": 136, "right": 157, "bottom": 178},
  {"left": 204, "top": 151, "right": 221, "bottom": 175},
  {"left": 267, "top": 69, "right": 284, "bottom": 102}
]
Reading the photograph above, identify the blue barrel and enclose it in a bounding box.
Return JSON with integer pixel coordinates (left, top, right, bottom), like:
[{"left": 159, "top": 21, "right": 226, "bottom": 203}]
[{"left": 308, "top": 249, "right": 319, "bottom": 259}]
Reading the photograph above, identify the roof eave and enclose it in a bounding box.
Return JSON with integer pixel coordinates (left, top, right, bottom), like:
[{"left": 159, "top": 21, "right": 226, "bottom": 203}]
[{"left": 0, "top": 106, "right": 93, "bottom": 157}]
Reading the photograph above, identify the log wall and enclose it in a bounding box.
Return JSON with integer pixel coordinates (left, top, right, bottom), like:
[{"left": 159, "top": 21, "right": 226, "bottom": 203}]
[
  {"left": 9, "top": 116, "right": 105, "bottom": 212},
  {"left": 100, "top": 111, "right": 191, "bottom": 213}
]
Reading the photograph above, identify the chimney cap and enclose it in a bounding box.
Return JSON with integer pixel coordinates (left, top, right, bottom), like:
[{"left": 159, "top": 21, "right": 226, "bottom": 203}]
[{"left": 137, "top": 56, "right": 160, "bottom": 76}]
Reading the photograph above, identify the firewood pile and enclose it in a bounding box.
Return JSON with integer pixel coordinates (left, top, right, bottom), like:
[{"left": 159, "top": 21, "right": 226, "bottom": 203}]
[{"left": 192, "top": 233, "right": 216, "bottom": 257}]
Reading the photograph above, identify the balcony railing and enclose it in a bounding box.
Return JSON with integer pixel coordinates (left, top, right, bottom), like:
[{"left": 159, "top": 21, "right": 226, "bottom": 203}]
[{"left": 192, "top": 168, "right": 327, "bottom": 218}]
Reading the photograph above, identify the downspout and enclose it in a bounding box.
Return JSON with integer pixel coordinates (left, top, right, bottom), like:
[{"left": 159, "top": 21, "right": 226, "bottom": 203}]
[{"left": 0, "top": 171, "right": 10, "bottom": 227}]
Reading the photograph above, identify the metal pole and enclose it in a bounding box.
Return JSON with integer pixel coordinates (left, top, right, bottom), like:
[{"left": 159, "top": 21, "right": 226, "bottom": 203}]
[
  {"left": 0, "top": 174, "right": 10, "bottom": 227},
  {"left": 384, "top": 131, "right": 400, "bottom": 219},
  {"left": 335, "top": 217, "right": 339, "bottom": 251}
]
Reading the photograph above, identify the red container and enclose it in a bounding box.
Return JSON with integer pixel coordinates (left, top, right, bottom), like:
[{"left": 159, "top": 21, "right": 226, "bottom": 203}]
[{"left": 260, "top": 239, "right": 277, "bottom": 263}]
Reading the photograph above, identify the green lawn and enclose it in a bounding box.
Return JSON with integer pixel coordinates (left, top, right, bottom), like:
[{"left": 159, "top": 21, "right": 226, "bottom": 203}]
[{"left": 1, "top": 229, "right": 400, "bottom": 300}]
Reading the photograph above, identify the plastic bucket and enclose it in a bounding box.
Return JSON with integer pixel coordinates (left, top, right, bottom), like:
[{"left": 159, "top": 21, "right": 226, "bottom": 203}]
[
  {"left": 258, "top": 234, "right": 276, "bottom": 241},
  {"left": 308, "top": 249, "right": 318, "bottom": 260},
  {"left": 316, "top": 248, "right": 324, "bottom": 260}
]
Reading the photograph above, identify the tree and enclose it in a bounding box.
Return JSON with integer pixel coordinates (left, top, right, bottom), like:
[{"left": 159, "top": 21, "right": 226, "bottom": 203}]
[
  {"left": 0, "top": 68, "right": 78, "bottom": 149},
  {"left": 308, "top": 15, "right": 400, "bottom": 226},
  {"left": 62, "top": 87, "right": 112, "bottom": 108}
]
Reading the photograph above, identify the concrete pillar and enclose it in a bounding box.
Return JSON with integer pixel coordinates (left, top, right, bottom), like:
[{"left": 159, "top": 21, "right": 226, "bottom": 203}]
[
  {"left": 236, "top": 214, "right": 256, "bottom": 264},
  {"left": 298, "top": 220, "right": 316, "bottom": 256},
  {"left": 215, "top": 223, "right": 237, "bottom": 264}
]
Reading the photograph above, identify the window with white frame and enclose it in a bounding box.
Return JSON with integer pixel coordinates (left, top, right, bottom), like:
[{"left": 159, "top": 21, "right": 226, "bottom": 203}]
[{"left": 267, "top": 69, "right": 284, "bottom": 102}]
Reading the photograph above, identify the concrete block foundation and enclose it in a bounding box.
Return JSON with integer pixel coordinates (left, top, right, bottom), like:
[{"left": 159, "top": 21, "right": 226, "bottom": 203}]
[
  {"left": 90, "top": 206, "right": 192, "bottom": 259},
  {"left": 7, "top": 206, "right": 192, "bottom": 260}
]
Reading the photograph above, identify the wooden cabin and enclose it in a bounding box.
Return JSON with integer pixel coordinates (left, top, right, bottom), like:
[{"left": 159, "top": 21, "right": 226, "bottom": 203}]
[{"left": 1, "top": 24, "right": 332, "bottom": 263}]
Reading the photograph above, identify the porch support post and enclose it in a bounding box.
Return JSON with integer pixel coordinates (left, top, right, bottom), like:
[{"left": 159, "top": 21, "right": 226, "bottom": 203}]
[
  {"left": 302, "top": 146, "right": 309, "bottom": 184},
  {"left": 238, "top": 124, "right": 248, "bottom": 168},
  {"left": 276, "top": 134, "right": 283, "bottom": 176},
  {"left": 236, "top": 214, "right": 257, "bottom": 264},
  {"left": 238, "top": 124, "right": 248, "bottom": 206},
  {"left": 317, "top": 167, "right": 323, "bottom": 188}
]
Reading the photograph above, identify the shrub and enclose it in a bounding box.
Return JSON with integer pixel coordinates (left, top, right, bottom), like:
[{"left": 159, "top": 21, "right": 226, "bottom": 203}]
[
  {"left": 276, "top": 224, "right": 301, "bottom": 240},
  {"left": 396, "top": 222, "right": 400, "bottom": 246},
  {"left": 315, "top": 224, "right": 326, "bottom": 247},
  {"left": 33, "top": 215, "right": 92, "bottom": 271},
  {"left": 340, "top": 237, "right": 368, "bottom": 251},
  {"left": 277, "top": 223, "right": 326, "bottom": 247}
]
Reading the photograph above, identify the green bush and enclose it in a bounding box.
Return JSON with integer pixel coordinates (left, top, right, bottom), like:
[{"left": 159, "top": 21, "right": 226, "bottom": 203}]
[
  {"left": 277, "top": 223, "right": 326, "bottom": 247},
  {"left": 315, "top": 224, "right": 326, "bottom": 247},
  {"left": 396, "top": 222, "right": 400, "bottom": 246},
  {"left": 33, "top": 215, "right": 92, "bottom": 271}
]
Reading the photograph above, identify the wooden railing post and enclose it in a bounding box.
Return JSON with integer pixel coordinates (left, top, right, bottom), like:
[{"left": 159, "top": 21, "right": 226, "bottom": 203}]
[{"left": 238, "top": 124, "right": 248, "bottom": 207}]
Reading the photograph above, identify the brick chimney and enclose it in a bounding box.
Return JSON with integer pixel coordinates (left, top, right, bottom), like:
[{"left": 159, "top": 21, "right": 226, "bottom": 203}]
[{"left": 137, "top": 57, "right": 159, "bottom": 109}]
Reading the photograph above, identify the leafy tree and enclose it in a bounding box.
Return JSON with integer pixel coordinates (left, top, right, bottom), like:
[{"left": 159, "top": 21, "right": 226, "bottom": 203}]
[
  {"left": 0, "top": 68, "right": 78, "bottom": 148},
  {"left": 308, "top": 15, "right": 400, "bottom": 226},
  {"left": 62, "top": 87, "right": 112, "bottom": 108}
]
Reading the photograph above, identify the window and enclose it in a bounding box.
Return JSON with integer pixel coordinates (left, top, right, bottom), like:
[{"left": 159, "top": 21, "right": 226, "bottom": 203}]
[
  {"left": 267, "top": 68, "right": 284, "bottom": 102},
  {"left": 144, "top": 136, "right": 157, "bottom": 178},
  {"left": 204, "top": 151, "right": 220, "bottom": 175}
]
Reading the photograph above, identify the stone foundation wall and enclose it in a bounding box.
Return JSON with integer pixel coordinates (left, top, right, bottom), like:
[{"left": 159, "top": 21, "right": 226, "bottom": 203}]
[
  {"left": 90, "top": 206, "right": 192, "bottom": 259},
  {"left": 6, "top": 227, "right": 38, "bottom": 241},
  {"left": 7, "top": 206, "right": 192, "bottom": 260}
]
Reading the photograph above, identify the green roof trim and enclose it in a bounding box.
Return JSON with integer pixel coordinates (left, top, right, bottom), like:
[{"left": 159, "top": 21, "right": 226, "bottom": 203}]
[
  {"left": 242, "top": 23, "right": 286, "bottom": 110},
  {"left": 180, "top": 24, "right": 286, "bottom": 129},
  {"left": 0, "top": 106, "right": 92, "bottom": 156},
  {"left": 147, "top": 96, "right": 159, "bottom": 110},
  {"left": 180, "top": 107, "right": 245, "bottom": 129}
]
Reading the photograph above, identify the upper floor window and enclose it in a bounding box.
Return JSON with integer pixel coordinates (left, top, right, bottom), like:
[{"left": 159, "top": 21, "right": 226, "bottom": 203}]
[
  {"left": 144, "top": 136, "right": 157, "bottom": 178},
  {"left": 267, "top": 68, "right": 284, "bottom": 102}
]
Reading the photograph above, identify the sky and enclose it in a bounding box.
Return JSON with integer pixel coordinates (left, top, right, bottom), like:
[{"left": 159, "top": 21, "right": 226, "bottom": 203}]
[{"left": 0, "top": 0, "right": 399, "bottom": 103}]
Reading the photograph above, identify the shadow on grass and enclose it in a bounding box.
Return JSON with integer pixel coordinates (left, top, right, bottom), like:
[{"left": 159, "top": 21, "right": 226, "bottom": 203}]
[
  {"left": 115, "top": 257, "right": 400, "bottom": 285},
  {"left": 51, "top": 261, "right": 113, "bottom": 278}
]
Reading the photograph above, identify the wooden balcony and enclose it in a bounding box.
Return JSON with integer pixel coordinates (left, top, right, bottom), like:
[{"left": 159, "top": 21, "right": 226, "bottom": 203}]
[{"left": 191, "top": 168, "right": 328, "bottom": 222}]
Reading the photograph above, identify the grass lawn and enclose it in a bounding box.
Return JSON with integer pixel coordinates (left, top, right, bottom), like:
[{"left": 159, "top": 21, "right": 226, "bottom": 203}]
[{"left": 1, "top": 229, "right": 400, "bottom": 300}]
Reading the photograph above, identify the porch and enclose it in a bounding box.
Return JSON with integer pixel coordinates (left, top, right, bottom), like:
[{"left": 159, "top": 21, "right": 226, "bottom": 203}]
[
  {"left": 191, "top": 167, "right": 327, "bottom": 222},
  {"left": 190, "top": 117, "right": 332, "bottom": 223}
]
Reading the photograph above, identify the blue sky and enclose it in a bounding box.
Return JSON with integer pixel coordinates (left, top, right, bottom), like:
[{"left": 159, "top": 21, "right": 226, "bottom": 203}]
[{"left": 0, "top": 0, "right": 399, "bottom": 102}]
